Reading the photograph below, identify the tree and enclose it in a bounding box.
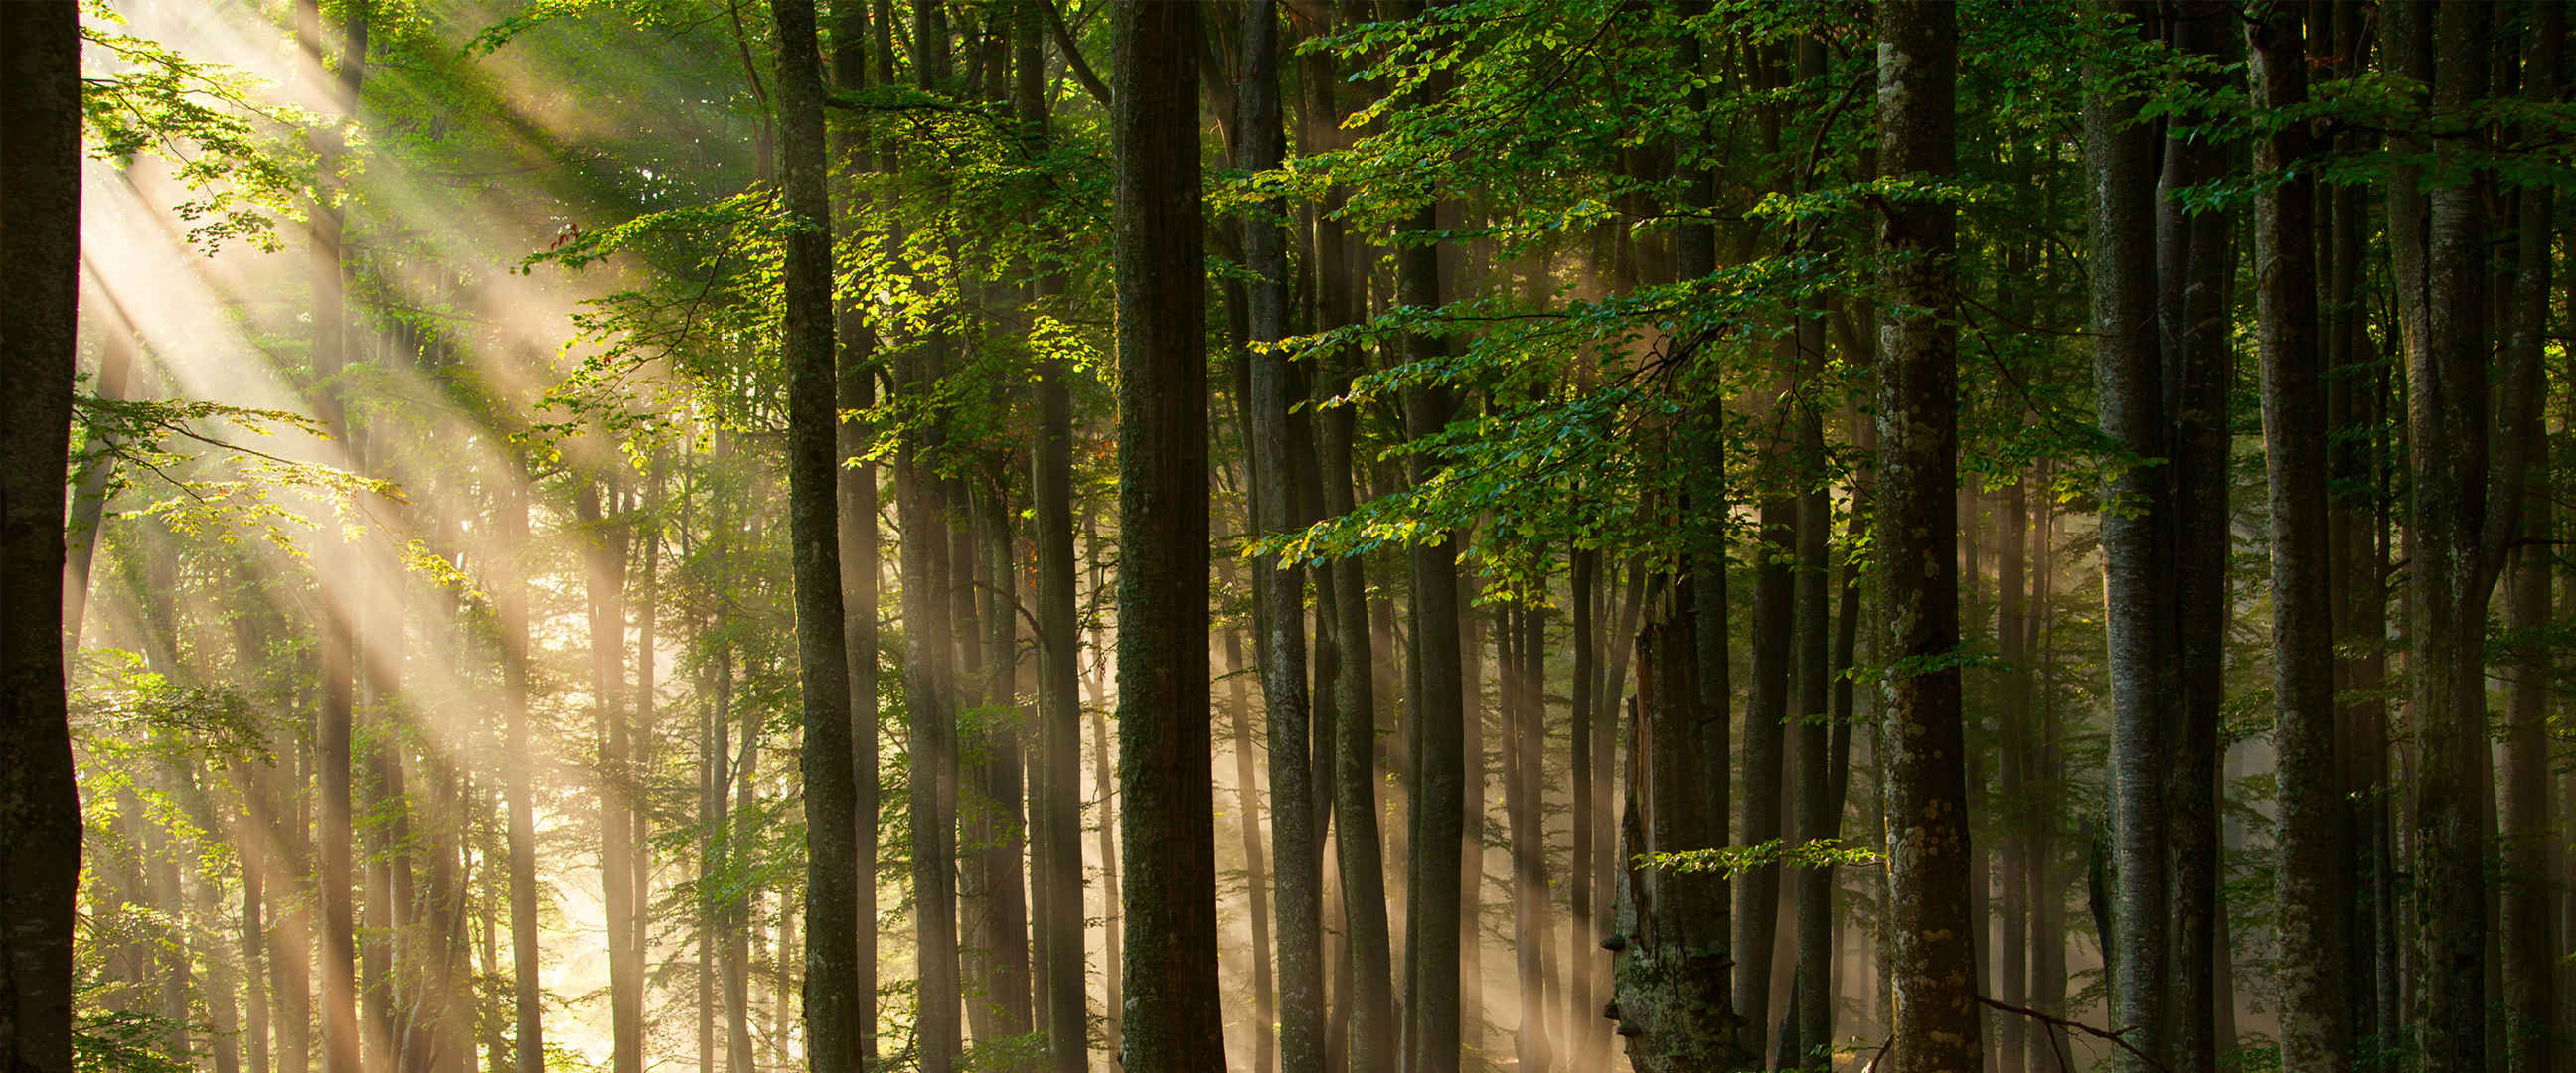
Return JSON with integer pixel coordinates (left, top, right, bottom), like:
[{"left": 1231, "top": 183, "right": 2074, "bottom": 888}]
[
  {"left": 1875, "top": 4, "right": 1981, "bottom": 1072},
  {"left": 2249, "top": 7, "right": 2348, "bottom": 1072},
  {"left": 1108, "top": 2, "right": 1223, "bottom": 1067},
  {"left": 0, "top": 4, "right": 83, "bottom": 1071},
  {"left": 1019, "top": 2, "right": 1086, "bottom": 1068},
  {"left": 767, "top": 0, "right": 865, "bottom": 1070},
  {"left": 1237, "top": 4, "right": 1326, "bottom": 1070}
]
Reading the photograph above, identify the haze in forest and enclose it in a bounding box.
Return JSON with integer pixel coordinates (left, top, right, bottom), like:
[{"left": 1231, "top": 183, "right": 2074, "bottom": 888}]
[{"left": 3, "top": 3, "right": 2571, "bottom": 1073}]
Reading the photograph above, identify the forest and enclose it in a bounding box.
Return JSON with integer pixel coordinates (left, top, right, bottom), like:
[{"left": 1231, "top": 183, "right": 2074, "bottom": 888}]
[{"left": 2, "top": 0, "right": 2572, "bottom": 1072}]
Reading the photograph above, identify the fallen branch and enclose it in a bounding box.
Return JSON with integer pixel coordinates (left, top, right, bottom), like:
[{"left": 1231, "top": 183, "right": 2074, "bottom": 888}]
[{"left": 1976, "top": 996, "right": 2166, "bottom": 1073}]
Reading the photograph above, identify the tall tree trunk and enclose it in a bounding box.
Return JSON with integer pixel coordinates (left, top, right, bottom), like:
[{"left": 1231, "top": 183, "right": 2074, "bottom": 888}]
[
  {"left": 2084, "top": 5, "right": 2170, "bottom": 1068},
  {"left": 2, "top": 5, "right": 88, "bottom": 1040},
  {"left": 770, "top": 0, "right": 865, "bottom": 1066},
  {"left": 1995, "top": 472, "right": 2028, "bottom": 1073},
  {"left": 303, "top": 2, "right": 367, "bottom": 1070},
  {"left": 2158, "top": 17, "right": 2234, "bottom": 1071},
  {"left": 978, "top": 482, "right": 1035, "bottom": 1040},
  {"left": 1221, "top": 585, "right": 1276, "bottom": 1073},
  {"left": 1017, "top": 6, "right": 1084, "bottom": 1067},
  {"left": 1083, "top": 507, "right": 1124, "bottom": 1063},
  {"left": 2251, "top": 9, "right": 2350, "bottom": 1072},
  {"left": 897, "top": 6, "right": 964, "bottom": 1065},
  {"left": 496, "top": 467, "right": 542, "bottom": 1073},
  {"left": 1876, "top": 6, "right": 1979, "bottom": 1071},
  {"left": 1107, "top": 4, "right": 1224, "bottom": 1066},
  {"left": 574, "top": 484, "right": 640, "bottom": 1073},
  {"left": 1508, "top": 600, "right": 1551, "bottom": 1073},
  {"left": 2398, "top": 5, "right": 2520, "bottom": 1069},
  {"left": 1289, "top": 8, "right": 1395, "bottom": 1065},
  {"left": 1389, "top": 6, "right": 1466, "bottom": 1064},
  {"left": 2497, "top": 10, "right": 2560, "bottom": 1072},
  {"left": 1237, "top": 7, "right": 1326, "bottom": 1068},
  {"left": 1566, "top": 552, "right": 1599, "bottom": 1073},
  {"left": 1789, "top": 56, "right": 1834, "bottom": 1051},
  {"left": 828, "top": 23, "right": 885, "bottom": 1046}
]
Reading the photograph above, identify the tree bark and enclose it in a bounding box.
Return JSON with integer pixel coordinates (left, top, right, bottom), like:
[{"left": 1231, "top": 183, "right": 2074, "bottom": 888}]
[
  {"left": 1388, "top": 6, "right": 1465, "bottom": 1065},
  {"left": 1876, "top": 6, "right": 1980, "bottom": 1071},
  {"left": 1237, "top": 6, "right": 1326, "bottom": 1067},
  {"left": 2251, "top": 8, "right": 2351, "bottom": 1071},
  {"left": 2083, "top": 5, "right": 2170, "bottom": 1068},
  {"left": 1108, "top": 4, "right": 1224, "bottom": 1066},
  {"left": 828, "top": 1, "right": 884, "bottom": 1063},
  {"left": 2399, "top": 5, "right": 2515, "bottom": 1070},
  {"left": 303, "top": 3, "right": 367, "bottom": 1070},
  {"left": 2157, "top": 16, "right": 2234, "bottom": 1070},
  {"left": 1607, "top": 614, "right": 1746, "bottom": 1073},
  {"left": 1013, "top": 8, "right": 1085, "bottom": 1069},
  {"left": 2497, "top": 10, "right": 2560, "bottom": 1072},
  {"left": 1221, "top": 580, "right": 1276, "bottom": 1073},
  {"left": 0, "top": 6, "right": 83, "bottom": 1069},
  {"left": 770, "top": 0, "right": 865, "bottom": 1069}
]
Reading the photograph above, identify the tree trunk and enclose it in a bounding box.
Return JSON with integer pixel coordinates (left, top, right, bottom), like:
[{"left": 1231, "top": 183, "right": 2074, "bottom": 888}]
[
  {"left": 496, "top": 466, "right": 542, "bottom": 1073},
  {"left": 296, "top": 1, "right": 367, "bottom": 1070},
  {"left": 1505, "top": 600, "right": 1550, "bottom": 1073},
  {"left": 1222, "top": 587, "right": 1276, "bottom": 1073},
  {"left": 0, "top": 8, "right": 85, "bottom": 1062},
  {"left": 770, "top": 0, "right": 865, "bottom": 1067},
  {"left": 2084, "top": 5, "right": 2170, "bottom": 1068},
  {"left": 1389, "top": 6, "right": 1465, "bottom": 1062},
  {"left": 1607, "top": 614, "right": 1747, "bottom": 1073},
  {"left": 2252, "top": 9, "right": 2351, "bottom": 1071},
  {"left": 573, "top": 483, "right": 640, "bottom": 1073},
  {"left": 1567, "top": 551, "right": 1599, "bottom": 1073},
  {"left": 1108, "top": 4, "right": 1225, "bottom": 1066},
  {"left": 1017, "top": 6, "right": 1084, "bottom": 1067},
  {"left": 1238, "top": 6, "right": 1326, "bottom": 1068},
  {"left": 2400, "top": 5, "right": 2516, "bottom": 1070},
  {"left": 828, "top": 2, "right": 883, "bottom": 1064},
  {"left": 1311, "top": 211, "right": 1395, "bottom": 1073},
  {"left": 1877, "top": 6, "right": 1980, "bottom": 1071},
  {"left": 2157, "top": 16, "right": 2234, "bottom": 1071},
  {"left": 2497, "top": 10, "right": 2560, "bottom": 1072}
]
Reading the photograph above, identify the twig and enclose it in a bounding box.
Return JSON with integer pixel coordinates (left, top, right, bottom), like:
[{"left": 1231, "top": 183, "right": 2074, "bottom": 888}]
[{"left": 1976, "top": 996, "right": 2166, "bottom": 1073}]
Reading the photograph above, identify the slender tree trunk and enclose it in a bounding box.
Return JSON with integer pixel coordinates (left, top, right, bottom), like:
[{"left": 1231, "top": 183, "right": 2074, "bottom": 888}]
[
  {"left": 1388, "top": 7, "right": 1465, "bottom": 1063},
  {"left": 1739, "top": 438, "right": 1793, "bottom": 1070},
  {"left": 1083, "top": 506, "right": 1125, "bottom": 1065},
  {"left": 1017, "top": 7, "right": 1084, "bottom": 1067},
  {"left": 1313, "top": 224, "right": 1395, "bottom": 1073},
  {"left": 60, "top": 291, "right": 138, "bottom": 653},
  {"left": 300, "top": 2, "right": 367, "bottom": 1071},
  {"left": 1222, "top": 585, "right": 1277, "bottom": 1073},
  {"left": 1512, "top": 600, "right": 1552, "bottom": 1073},
  {"left": 1238, "top": 7, "right": 1326, "bottom": 1067},
  {"left": 574, "top": 484, "right": 640, "bottom": 1073},
  {"left": 770, "top": 0, "right": 864, "bottom": 1068},
  {"left": 496, "top": 467, "right": 542, "bottom": 1073},
  {"left": 2497, "top": 12, "right": 2560, "bottom": 1072},
  {"left": 978, "top": 482, "right": 1035, "bottom": 1040},
  {"left": 1108, "top": 5, "right": 1224, "bottom": 1066},
  {"left": 2252, "top": 9, "right": 2351, "bottom": 1071},
  {"left": 1877, "top": 6, "right": 1979, "bottom": 1071},
  {"left": 2084, "top": 5, "right": 2170, "bottom": 1067},
  {"left": 1566, "top": 552, "right": 1598, "bottom": 1073}
]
